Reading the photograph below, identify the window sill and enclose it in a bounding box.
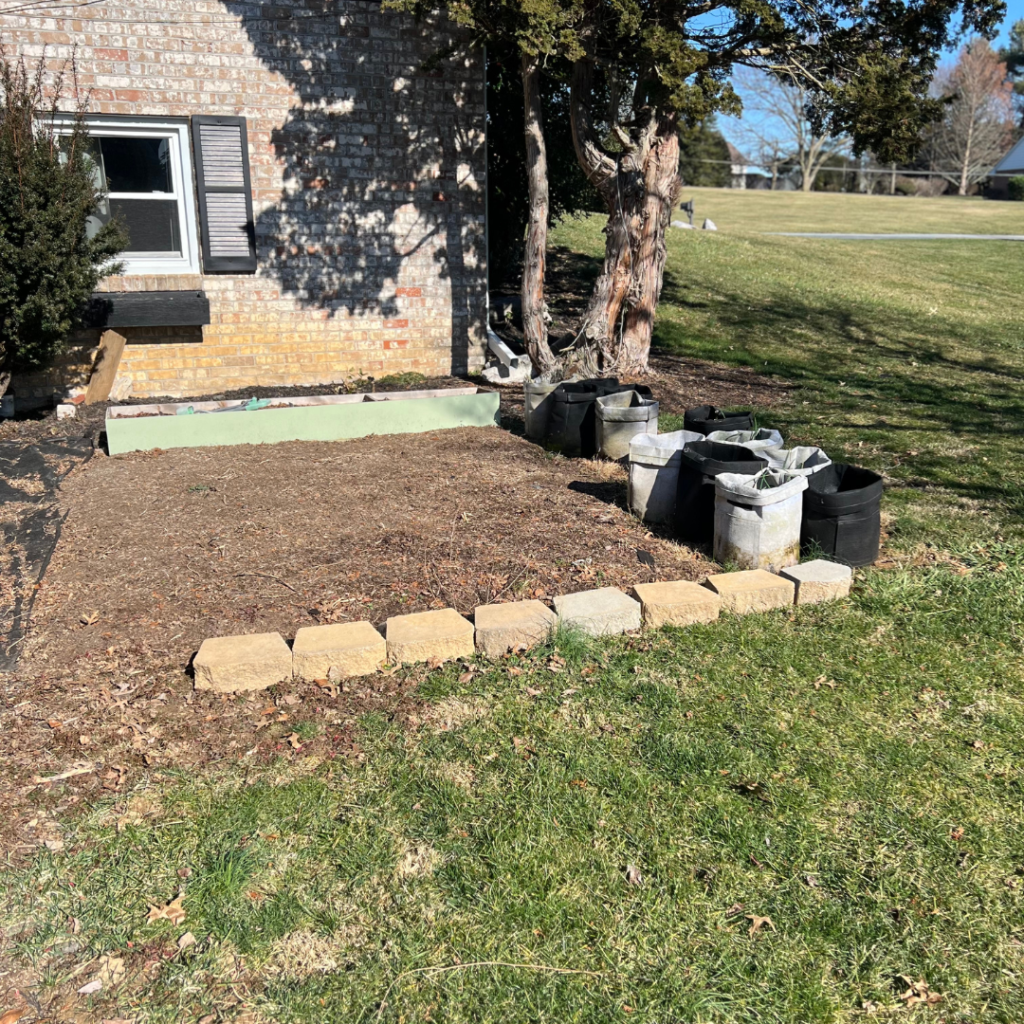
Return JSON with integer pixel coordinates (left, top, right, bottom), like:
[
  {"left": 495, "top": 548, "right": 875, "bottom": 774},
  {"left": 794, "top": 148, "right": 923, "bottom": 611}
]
[{"left": 83, "top": 291, "right": 211, "bottom": 330}]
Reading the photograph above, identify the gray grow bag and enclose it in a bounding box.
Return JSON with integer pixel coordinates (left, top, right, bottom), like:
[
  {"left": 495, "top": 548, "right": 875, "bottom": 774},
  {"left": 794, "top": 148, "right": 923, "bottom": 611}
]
[
  {"left": 627, "top": 429, "right": 703, "bottom": 524},
  {"left": 524, "top": 379, "right": 561, "bottom": 441},
  {"left": 705, "top": 427, "right": 784, "bottom": 453},
  {"left": 596, "top": 390, "right": 659, "bottom": 460},
  {"left": 714, "top": 469, "right": 808, "bottom": 572},
  {"left": 764, "top": 445, "right": 832, "bottom": 476}
]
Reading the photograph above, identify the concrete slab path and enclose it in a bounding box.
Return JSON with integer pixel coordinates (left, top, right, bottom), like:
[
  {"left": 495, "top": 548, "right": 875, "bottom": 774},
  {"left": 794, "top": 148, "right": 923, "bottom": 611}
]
[{"left": 765, "top": 232, "right": 1024, "bottom": 241}]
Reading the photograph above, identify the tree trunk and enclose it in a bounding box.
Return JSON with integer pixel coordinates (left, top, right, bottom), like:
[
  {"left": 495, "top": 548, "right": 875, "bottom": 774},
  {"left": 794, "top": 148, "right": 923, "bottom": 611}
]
[
  {"left": 520, "top": 54, "right": 557, "bottom": 376},
  {"left": 958, "top": 126, "right": 972, "bottom": 196},
  {"left": 568, "top": 62, "right": 682, "bottom": 377},
  {"left": 618, "top": 122, "right": 680, "bottom": 371},
  {"left": 0, "top": 370, "right": 10, "bottom": 400}
]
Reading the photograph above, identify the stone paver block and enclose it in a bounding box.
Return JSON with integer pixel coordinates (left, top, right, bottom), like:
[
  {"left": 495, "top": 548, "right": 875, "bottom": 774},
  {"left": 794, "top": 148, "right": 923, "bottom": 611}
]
[
  {"left": 553, "top": 587, "right": 642, "bottom": 637},
  {"left": 703, "top": 569, "right": 795, "bottom": 615},
  {"left": 194, "top": 632, "right": 292, "bottom": 693},
  {"left": 386, "top": 608, "right": 474, "bottom": 665},
  {"left": 292, "top": 621, "right": 385, "bottom": 679},
  {"left": 632, "top": 580, "right": 721, "bottom": 629},
  {"left": 779, "top": 559, "right": 853, "bottom": 605},
  {"left": 474, "top": 600, "right": 556, "bottom": 658}
]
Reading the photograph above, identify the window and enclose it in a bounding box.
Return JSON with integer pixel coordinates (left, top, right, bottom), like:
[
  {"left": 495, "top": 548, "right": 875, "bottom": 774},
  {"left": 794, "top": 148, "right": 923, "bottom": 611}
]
[{"left": 77, "top": 118, "right": 201, "bottom": 276}]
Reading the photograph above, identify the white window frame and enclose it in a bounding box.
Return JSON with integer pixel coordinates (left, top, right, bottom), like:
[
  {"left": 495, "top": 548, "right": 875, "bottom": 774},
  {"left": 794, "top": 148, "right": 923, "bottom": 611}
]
[{"left": 60, "top": 116, "right": 201, "bottom": 277}]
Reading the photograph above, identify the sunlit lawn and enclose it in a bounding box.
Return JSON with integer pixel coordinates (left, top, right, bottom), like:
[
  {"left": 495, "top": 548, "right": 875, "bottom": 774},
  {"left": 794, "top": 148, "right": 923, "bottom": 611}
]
[{"left": 3, "top": 190, "right": 1024, "bottom": 1024}]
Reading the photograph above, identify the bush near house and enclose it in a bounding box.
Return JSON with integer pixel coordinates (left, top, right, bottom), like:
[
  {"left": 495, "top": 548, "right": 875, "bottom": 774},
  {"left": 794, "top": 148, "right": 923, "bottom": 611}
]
[
  {"left": 1008, "top": 175, "right": 1024, "bottom": 201},
  {"left": 0, "top": 49, "right": 124, "bottom": 396}
]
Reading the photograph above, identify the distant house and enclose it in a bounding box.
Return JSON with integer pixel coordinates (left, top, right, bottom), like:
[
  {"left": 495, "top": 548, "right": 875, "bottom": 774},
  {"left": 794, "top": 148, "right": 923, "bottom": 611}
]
[
  {"left": 988, "top": 137, "right": 1024, "bottom": 199},
  {"left": 2, "top": 0, "right": 487, "bottom": 403},
  {"left": 726, "top": 143, "right": 769, "bottom": 190}
]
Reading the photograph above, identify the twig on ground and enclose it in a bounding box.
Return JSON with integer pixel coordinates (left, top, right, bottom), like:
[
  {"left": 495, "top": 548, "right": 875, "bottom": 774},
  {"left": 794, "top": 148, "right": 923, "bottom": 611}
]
[{"left": 232, "top": 572, "right": 298, "bottom": 593}]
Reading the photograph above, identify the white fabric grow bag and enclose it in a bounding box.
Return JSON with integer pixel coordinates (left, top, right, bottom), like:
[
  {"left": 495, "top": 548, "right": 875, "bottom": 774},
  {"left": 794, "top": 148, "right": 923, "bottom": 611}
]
[
  {"left": 713, "top": 469, "right": 808, "bottom": 572},
  {"left": 595, "top": 390, "right": 659, "bottom": 460},
  {"left": 705, "top": 427, "right": 784, "bottom": 453},
  {"left": 627, "top": 429, "right": 703, "bottom": 524},
  {"left": 764, "top": 445, "right": 832, "bottom": 475}
]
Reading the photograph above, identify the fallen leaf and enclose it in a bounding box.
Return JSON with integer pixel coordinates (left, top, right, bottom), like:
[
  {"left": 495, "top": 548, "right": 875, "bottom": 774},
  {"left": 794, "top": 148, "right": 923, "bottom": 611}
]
[
  {"left": 625, "top": 864, "right": 643, "bottom": 886},
  {"left": 525, "top": 686, "right": 544, "bottom": 697},
  {"left": 286, "top": 732, "right": 302, "bottom": 750},
  {"left": 0, "top": 1007, "right": 28, "bottom": 1024},
  {"left": 47, "top": 719, "right": 62, "bottom": 730},
  {"left": 44, "top": 838, "right": 64, "bottom": 852},
  {"left": 507, "top": 666, "right": 523, "bottom": 677},
  {"left": 898, "top": 977, "right": 942, "bottom": 1007},
  {"left": 746, "top": 914, "right": 775, "bottom": 936},
  {"left": 561, "top": 688, "right": 579, "bottom": 699},
  {"left": 426, "top": 656, "right": 444, "bottom": 670},
  {"left": 102, "top": 1019, "right": 136, "bottom": 1024},
  {"left": 146, "top": 892, "right": 186, "bottom": 926},
  {"left": 177, "top": 931, "right": 196, "bottom": 951},
  {"left": 724, "top": 902, "right": 745, "bottom": 918},
  {"left": 950, "top": 827, "right": 965, "bottom": 841},
  {"left": 78, "top": 979, "right": 103, "bottom": 995},
  {"left": 80, "top": 610, "right": 99, "bottom": 625},
  {"left": 458, "top": 671, "right": 474, "bottom": 683}
]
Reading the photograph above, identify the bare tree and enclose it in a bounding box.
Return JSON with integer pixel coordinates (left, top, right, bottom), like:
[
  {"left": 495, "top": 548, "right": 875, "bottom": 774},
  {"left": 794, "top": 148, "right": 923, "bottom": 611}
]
[
  {"left": 731, "top": 68, "right": 848, "bottom": 192},
  {"left": 928, "top": 39, "right": 1015, "bottom": 195}
]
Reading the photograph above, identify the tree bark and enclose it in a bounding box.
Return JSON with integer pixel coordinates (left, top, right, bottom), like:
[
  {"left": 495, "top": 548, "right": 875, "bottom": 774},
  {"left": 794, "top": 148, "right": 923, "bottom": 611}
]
[
  {"left": 618, "top": 120, "right": 680, "bottom": 371},
  {"left": 568, "top": 62, "right": 682, "bottom": 377},
  {"left": 520, "top": 54, "right": 557, "bottom": 376}
]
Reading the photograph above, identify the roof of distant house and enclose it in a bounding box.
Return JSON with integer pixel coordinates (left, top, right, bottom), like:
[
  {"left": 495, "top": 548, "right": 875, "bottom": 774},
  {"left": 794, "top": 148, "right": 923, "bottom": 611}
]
[
  {"left": 994, "top": 136, "right": 1024, "bottom": 175},
  {"left": 726, "top": 142, "right": 749, "bottom": 165}
]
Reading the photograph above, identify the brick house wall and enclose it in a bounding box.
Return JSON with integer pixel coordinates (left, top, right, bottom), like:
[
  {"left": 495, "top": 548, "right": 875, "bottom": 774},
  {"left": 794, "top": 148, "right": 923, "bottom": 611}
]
[{"left": 3, "top": 0, "right": 487, "bottom": 400}]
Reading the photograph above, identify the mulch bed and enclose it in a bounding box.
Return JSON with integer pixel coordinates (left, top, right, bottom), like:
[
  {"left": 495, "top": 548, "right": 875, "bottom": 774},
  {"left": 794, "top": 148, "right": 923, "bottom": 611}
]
[{"left": 0, "top": 352, "right": 789, "bottom": 860}]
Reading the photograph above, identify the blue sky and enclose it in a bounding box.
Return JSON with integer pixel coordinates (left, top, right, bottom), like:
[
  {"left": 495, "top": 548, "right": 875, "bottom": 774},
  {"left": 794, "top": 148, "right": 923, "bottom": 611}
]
[{"left": 719, "top": 3, "right": 1024, "bottom": 146}]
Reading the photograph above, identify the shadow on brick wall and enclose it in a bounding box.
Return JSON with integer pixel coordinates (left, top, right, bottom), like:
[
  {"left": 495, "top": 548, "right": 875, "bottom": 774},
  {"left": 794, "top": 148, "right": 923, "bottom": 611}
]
[{"left": 225, "top": 0, "right": 486, "bottom": 374}]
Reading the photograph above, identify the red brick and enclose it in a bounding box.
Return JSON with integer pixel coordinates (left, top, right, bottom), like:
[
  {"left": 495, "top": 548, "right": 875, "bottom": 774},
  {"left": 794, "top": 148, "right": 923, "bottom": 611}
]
[
  {"left": 383, "top": 340, "right": 409, "bottom": 350},
  {"left": 94, "top": 47, "right": 129, "bottom": 60},
  {"left": 395, "top": 287, "right": 421, "bottom": 297},
  {"left": 383, "top": 319, "right": 409, "bottom": 329}
]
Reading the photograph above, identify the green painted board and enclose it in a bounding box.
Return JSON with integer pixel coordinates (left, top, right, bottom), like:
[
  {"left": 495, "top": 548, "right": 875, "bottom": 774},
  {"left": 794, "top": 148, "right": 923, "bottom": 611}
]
[{"left": 106, "top": 389, "right": 500, "bottom": 455}]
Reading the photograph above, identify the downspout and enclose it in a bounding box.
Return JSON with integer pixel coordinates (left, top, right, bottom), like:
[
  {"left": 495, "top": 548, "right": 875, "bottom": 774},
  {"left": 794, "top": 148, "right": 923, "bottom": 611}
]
[{"left": 483, "top": 44, "right": 490, "bottom": 324}]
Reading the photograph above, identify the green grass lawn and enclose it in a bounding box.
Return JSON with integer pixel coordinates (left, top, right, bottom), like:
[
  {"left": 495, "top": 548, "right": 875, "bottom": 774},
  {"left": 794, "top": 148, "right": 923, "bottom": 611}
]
[
  {"left": 675, "top": 186, "right": 1024, "bottom": 235},
  {"left": 4, "top": 191, "right": 1024, "bottom": 1024}
]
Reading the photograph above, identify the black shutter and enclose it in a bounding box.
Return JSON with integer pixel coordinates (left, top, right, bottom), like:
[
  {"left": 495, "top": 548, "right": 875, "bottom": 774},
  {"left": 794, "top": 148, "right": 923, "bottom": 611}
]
[{"left": 191, "top": 115, "right": 257, "bottom": 274}]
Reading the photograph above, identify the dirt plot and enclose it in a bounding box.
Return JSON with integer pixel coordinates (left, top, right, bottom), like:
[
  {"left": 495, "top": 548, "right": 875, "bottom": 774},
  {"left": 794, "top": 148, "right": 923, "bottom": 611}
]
[
  {"left": 0, "top": 354, "right": 787, "bottom": 858},
  {"left": 22, "top": 428, "right": 711, "bottom": 673}
]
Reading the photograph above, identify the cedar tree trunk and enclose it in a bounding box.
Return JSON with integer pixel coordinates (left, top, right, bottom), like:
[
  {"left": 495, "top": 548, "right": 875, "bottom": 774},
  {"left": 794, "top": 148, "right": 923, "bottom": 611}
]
[
  {"left": 520, "top": 54, "right": 557, "bottom": 375},
  {"left": 568, "top": 62, "right": 682, "bottom": 377}
]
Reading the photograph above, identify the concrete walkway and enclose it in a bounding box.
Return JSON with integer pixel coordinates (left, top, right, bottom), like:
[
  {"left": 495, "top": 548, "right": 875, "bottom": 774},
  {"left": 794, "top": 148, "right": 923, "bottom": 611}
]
[{"left": 765, "top": 232, "right": 1024, "bottom": 240}]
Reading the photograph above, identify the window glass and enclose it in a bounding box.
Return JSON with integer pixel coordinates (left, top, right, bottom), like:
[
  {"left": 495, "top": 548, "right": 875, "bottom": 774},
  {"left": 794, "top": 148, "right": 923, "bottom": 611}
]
[
  {"left": 83, "top": 135, "right": 181, "bottom": 255},
  {"left": 89, "top": 136, "right": 173, "bottom": 193}
]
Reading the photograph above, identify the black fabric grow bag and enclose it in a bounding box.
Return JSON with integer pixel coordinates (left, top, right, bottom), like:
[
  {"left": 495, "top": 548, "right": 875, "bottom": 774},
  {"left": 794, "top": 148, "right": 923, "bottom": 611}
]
[
  {"left": 546, "top": 379, "right": 653, "bottom": 457},
  {"left": 684, "top": 405, "right": 755, "bottom": 436},
  {"left": 675, "top": 440, "right": 768, "bottom": 544},
  {"left": 801, "top": 463, "right": 883, "bottom": 566}
]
